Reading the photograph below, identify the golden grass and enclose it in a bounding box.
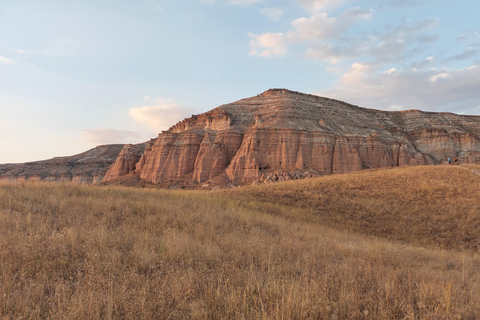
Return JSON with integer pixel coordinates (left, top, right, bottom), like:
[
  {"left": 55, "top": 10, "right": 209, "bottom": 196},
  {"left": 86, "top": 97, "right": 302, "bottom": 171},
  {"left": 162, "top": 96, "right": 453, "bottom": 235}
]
[
  {"left": 0, "top": 165, "right": 479, "bottom": 319},
  {"left": 228, "top": 165, "right": 480, "bottom": 251}
]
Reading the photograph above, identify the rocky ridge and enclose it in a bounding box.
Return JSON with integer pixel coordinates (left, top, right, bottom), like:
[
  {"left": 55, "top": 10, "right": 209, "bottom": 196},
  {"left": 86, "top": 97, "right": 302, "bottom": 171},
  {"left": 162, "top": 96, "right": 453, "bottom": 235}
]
[
  {"left": 0, "top": 144, "right": 125, "bottom": 183},
  {"left": 103, "top": 89, "right": 480, "bottom": 187}
]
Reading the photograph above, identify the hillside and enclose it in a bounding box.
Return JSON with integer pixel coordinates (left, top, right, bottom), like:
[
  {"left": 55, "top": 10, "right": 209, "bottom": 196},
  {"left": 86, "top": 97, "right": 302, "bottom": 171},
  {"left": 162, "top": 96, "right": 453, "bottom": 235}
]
[
  {"left": 227, "top": 164, "right": 480, "bottom": 251},
  {"left": 0, "top": 144, "right": 126, "bottom": 183},
  {"left": 1, "top": 165, "right": 479, "bottom": 319}
]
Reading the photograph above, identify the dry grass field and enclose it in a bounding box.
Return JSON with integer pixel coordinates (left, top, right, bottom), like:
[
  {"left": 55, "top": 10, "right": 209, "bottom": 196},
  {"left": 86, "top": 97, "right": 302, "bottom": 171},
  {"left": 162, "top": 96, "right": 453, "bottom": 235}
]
[
  {"left": 1, "top": 165, "right": 480, "bottom": 319},
  {"left": 229, "top": 165, "right": 480, "bottom": 251}
]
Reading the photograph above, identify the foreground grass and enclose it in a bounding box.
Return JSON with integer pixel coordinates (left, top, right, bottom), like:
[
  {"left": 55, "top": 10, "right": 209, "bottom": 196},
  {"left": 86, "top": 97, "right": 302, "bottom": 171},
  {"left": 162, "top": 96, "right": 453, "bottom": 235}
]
[{"left": 0, "top": 166, "right": 479, "bottom": 319}]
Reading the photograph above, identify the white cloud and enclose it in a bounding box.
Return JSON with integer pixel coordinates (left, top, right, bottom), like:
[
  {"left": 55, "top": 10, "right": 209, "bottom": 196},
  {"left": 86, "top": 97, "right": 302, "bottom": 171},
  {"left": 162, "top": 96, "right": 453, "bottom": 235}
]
[
  {"left": 290, "top": 8, "right": 372, "bottom": 42},
  {"left": 249, "top": 11, "right": 344, "bottom": 58},
  {"left": 81, "top": 129, "right": 147, "bottom": 145},
  {"left": 129, "top": 98, "right": 194, "bottom": 132},
  {"left": 383, "top": 67, "right": 397, "bottom": 75},
  {"left": 16, "top": 49, "right": 25, "bottom": 54},
  {"left": 0, "top": 56, "right": 13, "bottom": 64},
  {"left": 260, "top": 7, "right": 284, "bottom": 22},
  {"left": 316, "top": 63, "right": 480, "bottom": 114},
  {"left": 248, "top": 32, "right": 288, "bottom": 57},
  {"left": 291, "top": 13, "right": 340, "bottom": 41},
  {"left": 250, "top": 7, "right": 374, "bottom": 61},
  {"left": 429, "top": 72, "right": 449, "bottom": 82}
]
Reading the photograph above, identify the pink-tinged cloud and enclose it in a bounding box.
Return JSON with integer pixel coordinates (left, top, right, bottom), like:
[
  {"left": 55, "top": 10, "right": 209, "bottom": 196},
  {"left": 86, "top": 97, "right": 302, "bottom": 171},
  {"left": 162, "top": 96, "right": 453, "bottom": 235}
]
[
  {"left": 81, "top": 129, "right": 148, "bottom": 145},
  {"left": 248, "top": 32, "right": 288, "bottom": 57},
  {"left": 0, "top": 56, "right": 13, "bottom": 64},
  {"left": 129, "top": 98, "right": 194, "bottom": 132}
]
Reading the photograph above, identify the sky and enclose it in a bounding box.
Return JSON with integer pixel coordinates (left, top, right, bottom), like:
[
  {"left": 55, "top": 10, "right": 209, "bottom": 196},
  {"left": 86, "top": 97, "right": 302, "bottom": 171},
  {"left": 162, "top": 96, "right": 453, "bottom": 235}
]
[{"left": 1, "top": 0, "right": 480, "bottom": 163}]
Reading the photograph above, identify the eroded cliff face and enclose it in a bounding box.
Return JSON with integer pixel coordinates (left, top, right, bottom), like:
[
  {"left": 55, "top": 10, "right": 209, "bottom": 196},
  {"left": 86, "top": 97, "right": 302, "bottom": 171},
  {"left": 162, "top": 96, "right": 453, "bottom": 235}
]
[
  {"left": 102, "top": 142, "right": 148, "bottom": 181},
  {"left": 99, "top": 89, "right": 480, "bottom": 187},
  {"left": 0, "top": 145, "right": 125, "bottom": 183}
]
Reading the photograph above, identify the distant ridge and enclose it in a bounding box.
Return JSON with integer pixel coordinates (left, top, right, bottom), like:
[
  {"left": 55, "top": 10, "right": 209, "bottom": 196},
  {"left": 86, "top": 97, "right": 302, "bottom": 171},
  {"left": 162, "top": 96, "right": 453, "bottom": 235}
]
[{"left": 0, "top": 144, "right": 127, "bottom": 183}]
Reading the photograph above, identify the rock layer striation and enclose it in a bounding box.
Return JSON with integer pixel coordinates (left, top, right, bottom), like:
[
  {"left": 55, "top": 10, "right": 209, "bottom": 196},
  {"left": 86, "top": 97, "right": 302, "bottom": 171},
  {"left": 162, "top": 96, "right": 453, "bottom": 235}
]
[
  {"left": 0, "top": 145, "right": 125, "bottom": 183},
  {"left": 104, "top": 89, "right": 480, "bottom": 186},
  {"left": 102, "top": 142, "right": 148, "bottom": 181}
]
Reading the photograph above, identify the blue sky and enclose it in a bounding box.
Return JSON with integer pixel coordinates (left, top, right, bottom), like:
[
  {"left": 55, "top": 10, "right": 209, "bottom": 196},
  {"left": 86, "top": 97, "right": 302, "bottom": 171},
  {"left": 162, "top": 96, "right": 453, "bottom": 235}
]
[{"left": 1, "top": 0, "right": 480, "bottom": 163}]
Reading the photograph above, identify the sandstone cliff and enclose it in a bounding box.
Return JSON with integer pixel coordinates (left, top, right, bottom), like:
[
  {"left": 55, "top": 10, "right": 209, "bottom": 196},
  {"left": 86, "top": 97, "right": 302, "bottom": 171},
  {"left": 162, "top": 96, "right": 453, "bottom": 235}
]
[
  {"left": 102, "top": 89, "right": 480, "bottom": 187},
  {"left": 102, "top": 142, "right": 148, "bottom": 181},
  {"left": 0, "top": 144, "right": 125, "bottom": 183}
]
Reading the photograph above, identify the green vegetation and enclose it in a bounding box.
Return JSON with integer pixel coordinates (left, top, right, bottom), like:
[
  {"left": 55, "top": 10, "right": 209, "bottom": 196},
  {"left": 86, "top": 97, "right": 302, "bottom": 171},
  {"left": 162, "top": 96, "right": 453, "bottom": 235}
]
[{"left": 1, "top": 165, "right": 480, "bottom": 319}]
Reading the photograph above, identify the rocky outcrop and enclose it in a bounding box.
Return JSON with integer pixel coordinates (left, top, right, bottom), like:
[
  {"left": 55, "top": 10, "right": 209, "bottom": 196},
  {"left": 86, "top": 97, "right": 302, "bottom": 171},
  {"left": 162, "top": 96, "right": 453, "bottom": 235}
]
[
  {"left": 101, "top": 89, "right": 480, "bottom": 187},
  {"left": 0, "top": 144, "right": 125, "bottom": 183},
  {"left": 102, "top": 142, "right": 148, "bottom": 181}
]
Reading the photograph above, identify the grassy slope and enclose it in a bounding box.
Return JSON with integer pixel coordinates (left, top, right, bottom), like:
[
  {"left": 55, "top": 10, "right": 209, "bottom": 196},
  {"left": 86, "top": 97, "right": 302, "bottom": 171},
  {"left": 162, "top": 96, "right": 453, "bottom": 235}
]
[
  {"left": 0, "top": 165, "right": 479, "bottom": 319},
  {"left": 228, "top": 165, "right": 480, "bottom": 251}
]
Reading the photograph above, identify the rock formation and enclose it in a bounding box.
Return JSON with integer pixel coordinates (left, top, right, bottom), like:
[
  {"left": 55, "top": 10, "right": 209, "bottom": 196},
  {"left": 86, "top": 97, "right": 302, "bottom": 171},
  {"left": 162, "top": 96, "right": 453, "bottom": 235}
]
[
  {"left": 102, "top": 142, "right": 148, "bottom": 181},
  {"left": 0, "top": 144, "right": 125, "bottom": 183},
  {"left": 3, "top": 89, "right": 480, "bottom": 187},
  {"left": 103, "top": 89, "right": 480, "bottom": 187}
]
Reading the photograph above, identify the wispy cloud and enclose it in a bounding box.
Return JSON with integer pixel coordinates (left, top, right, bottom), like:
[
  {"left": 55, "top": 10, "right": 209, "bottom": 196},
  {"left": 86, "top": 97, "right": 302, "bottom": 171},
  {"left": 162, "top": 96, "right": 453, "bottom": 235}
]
[
  {"left": 82, "top": 98, "right": 194, "bottom": 146},
  {"left": 129, "top": 98, "right": 195, "bottom": 132},
  {"left": 457, "top": 30, "right": 479, "bottom": 43},
  {"left": 260, "top": 7, "right": 284, "bottom": 22},
  {"left": 81, "top": 129, "right": 147, "bottom": 145},
  {"left": 444, "top": 47, "right": 480, "bottom": 62},
  {"left": 0, "top": 56, "right": 13, "bottom": 64}
]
